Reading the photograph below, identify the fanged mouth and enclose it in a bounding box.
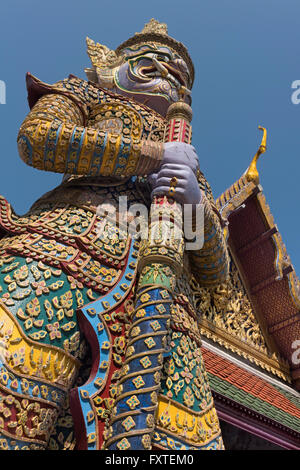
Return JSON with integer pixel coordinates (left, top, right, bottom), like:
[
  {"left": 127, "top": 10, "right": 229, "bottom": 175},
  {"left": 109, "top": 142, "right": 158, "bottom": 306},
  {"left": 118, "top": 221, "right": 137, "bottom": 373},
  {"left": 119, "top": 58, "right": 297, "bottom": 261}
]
[{"left": 140, "top": 62, "right": 187, "bottom": 88}]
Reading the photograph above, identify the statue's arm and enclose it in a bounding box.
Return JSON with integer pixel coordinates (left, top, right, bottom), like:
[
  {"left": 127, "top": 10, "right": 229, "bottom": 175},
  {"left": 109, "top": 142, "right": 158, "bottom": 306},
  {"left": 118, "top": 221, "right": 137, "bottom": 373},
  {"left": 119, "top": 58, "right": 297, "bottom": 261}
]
[
  {"left": 17, "top": 74, "right": 164, "bottom": 177},
  {"left": 188, "top": 193, "right": 229, "bottom": 287}
]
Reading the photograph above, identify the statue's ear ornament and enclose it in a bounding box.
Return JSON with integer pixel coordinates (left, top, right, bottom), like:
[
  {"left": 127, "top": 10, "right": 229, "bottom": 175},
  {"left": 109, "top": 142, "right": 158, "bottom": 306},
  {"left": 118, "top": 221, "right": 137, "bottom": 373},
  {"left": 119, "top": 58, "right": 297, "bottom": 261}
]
[
  {"left": 85, "top": 37, "right": 125, "bottom": 88},
  {"left": 86, "top": 37, "right": 124, "bottom": 69}
]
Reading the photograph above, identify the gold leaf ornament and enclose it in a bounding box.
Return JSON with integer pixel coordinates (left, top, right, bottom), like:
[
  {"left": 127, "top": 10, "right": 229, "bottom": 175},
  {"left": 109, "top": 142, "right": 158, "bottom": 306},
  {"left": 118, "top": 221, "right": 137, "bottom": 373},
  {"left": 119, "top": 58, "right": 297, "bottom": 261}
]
[
  {"left": 86, "top": 37, "right": 122, "bottom": 69},
  {"left": 85, "top": 37, "right": 125, "bottom": 88}
]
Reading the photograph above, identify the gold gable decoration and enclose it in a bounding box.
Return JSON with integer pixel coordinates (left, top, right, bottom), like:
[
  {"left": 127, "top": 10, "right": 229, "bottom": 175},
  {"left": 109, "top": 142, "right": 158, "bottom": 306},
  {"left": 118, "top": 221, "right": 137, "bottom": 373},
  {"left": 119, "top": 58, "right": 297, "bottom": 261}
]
[{"left": 191, "top": 254, "right": 291, "bottom": 383}]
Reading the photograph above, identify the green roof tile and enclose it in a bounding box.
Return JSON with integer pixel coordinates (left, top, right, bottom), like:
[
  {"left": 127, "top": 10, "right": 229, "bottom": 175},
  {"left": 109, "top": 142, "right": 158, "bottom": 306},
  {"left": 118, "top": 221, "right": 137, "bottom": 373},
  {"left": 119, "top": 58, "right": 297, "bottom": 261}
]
[{"left": 208, "top": 372, "right": 300, "bottom": 433}]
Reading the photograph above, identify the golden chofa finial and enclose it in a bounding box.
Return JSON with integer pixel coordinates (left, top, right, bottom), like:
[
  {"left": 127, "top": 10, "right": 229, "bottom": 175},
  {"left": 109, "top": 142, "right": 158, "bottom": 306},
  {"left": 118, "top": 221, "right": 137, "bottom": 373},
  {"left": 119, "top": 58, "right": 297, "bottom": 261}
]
[{"left": 245, "top": 126, "right": 267, "bottom": 185}]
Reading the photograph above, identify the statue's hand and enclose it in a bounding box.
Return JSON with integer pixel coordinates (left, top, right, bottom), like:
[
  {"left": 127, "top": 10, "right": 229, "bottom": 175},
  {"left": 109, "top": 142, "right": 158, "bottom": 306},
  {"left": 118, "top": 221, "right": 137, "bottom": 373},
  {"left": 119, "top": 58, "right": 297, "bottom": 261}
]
[
  {"left": 149, "top": 163, "right": 202, "bottom": 205},
  {"left": 161, "top": 142, "right": 199, "bottom": 174}
]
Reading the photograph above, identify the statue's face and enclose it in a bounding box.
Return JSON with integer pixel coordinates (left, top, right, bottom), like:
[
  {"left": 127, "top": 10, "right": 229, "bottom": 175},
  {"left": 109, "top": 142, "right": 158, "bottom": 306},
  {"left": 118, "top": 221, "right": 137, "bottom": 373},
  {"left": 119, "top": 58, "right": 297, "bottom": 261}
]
[{"left": 113, "top": 44, "right": 191, "bottom": 116}]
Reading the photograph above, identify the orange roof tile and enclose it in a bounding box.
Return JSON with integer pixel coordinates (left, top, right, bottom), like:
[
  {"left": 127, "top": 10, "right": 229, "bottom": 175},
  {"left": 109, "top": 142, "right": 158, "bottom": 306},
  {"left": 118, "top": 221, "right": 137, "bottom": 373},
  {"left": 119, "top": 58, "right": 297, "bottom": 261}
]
[{"left": 201, "top": 347, "right": 300, "bottom": 419}]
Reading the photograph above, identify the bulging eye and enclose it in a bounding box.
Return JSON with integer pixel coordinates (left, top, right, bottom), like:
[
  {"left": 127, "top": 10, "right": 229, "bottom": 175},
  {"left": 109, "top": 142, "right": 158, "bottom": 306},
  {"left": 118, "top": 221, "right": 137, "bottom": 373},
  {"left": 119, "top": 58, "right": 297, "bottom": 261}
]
[
  {"left": 153, "top": 54, "right": 170, "bottom": 64},
  {"left": 157, "top": 55, "right": 170, "bottom": 63}
]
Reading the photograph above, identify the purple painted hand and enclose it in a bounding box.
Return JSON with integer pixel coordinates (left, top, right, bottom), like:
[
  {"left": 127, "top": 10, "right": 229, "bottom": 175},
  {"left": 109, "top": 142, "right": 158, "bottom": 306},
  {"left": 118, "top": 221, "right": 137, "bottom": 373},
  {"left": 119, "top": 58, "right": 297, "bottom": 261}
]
[
  {"left": 148, "top": 142, "right": 201, "bottom": 206},
  {"left": 162, "top": 142, "right": 199, "bottom": 174},
  {"left": 149, "top": 164, "right": 202, "bottom": 205}
]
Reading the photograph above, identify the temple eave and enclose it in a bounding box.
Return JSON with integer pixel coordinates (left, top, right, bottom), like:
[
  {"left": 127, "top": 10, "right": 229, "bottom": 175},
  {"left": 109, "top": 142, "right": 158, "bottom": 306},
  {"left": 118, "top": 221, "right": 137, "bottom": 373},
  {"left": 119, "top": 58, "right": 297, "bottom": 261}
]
[{"left": 216, "top": 174, "right": 300, "bottom": 391}]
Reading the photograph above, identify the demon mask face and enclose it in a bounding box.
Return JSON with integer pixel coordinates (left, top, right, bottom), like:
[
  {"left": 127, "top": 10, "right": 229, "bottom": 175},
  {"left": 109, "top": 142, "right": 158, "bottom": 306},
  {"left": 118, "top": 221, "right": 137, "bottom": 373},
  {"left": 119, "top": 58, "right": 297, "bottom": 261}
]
[
  {"left": 85, "top": 19, "right": 194, "bottom": 116},
  {"left": 112, "top": 44, "right": 191, "bottom": 116}
]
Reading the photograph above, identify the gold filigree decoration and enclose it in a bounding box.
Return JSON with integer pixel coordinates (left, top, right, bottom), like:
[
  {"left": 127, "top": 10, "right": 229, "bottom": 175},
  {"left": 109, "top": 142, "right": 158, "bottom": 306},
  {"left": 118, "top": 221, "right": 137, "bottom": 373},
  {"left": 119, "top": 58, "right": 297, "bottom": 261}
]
[
  {"left": 85, "top": 37, "right": 125, "bottom": 87},
  {"left": 191, "top": 257, "right": 291, "bottom": 382},
  {"left": 193, "top": 265, "right": 268, "bottom": 350},
  {"left": 86, "top": 37, "right": 123, "bottom": 69}
]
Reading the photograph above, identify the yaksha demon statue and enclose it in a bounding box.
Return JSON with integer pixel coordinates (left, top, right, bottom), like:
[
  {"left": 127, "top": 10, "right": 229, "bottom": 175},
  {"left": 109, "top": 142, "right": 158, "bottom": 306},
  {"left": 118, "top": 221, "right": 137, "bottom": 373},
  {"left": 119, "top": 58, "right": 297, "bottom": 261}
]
[{"left": 0, "top": 19, "right": 229, "bottom": 450}]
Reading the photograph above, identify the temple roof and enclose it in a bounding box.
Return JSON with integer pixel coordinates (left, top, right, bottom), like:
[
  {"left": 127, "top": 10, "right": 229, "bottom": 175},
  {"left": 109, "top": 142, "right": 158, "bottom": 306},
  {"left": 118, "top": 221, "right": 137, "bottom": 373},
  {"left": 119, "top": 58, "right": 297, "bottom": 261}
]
[
  {"left": 213, "top": 134, "right": 300, "bottom": 391},
  {"left": 202, "top": 344, "right": 300, "bottom": 449}
]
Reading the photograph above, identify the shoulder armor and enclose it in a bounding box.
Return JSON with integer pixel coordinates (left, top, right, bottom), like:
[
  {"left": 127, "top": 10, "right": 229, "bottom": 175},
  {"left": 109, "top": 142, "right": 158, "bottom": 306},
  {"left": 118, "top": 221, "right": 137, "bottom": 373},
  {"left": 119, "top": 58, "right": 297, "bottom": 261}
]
[
  {"left": 26, "top": 73, "right": 90, "bottom": 123},
  {"left": 0, "top": 194, "right": 28, "bottom": 236}
]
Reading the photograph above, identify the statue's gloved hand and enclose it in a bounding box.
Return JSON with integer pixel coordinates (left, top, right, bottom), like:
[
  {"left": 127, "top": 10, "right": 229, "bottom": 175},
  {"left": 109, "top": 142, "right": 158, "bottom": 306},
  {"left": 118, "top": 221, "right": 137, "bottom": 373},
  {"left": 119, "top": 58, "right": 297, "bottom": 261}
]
[{"left": 149, "top": 163, "right": 202, "bottom": 205}]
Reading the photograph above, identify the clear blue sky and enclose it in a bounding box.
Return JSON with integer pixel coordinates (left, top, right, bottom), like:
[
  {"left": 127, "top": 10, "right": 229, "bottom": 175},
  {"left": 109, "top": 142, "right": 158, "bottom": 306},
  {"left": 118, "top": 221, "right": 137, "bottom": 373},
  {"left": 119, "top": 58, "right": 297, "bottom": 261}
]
[{"left": 0, "top": 0, "right": 299, "bottom": 275}]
